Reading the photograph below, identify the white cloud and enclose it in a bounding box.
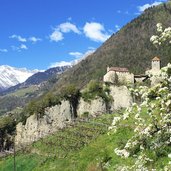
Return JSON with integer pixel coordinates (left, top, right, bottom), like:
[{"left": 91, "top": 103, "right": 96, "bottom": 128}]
[
  {"left": 58, "top": 22, "right": 81, "bottom": 34},
  {"left": 11, "top": 44, "right": 28, "bottom": 52},
  {"left": 69, "top": 49, "right": 95, "bottom": 60},
  {"left": 83, "top": 22, "right": 110, "bottom": 42},
  {"left": 49, "top": 48, "right": 96, "bottom": 68},
  {"left": 12, "top": 46, "right": 22, "bottom": 52},
  {"left": 115, "top": 25, "right": 120, "bottom": 31},
  {"left": 108, "top": 29, "right": 114, "bottom": 33},
  {"left": 29, "top": 37, "right": 42, "bottom": 43},
  {"left": 49, "top": 30, "right": 64, "bottom": 42},
  {"left": 9, "top": 34, "right": 27, "bottom": 42},
  {"left": 88, "top": 47, "right": 96, "bottom": 50},
  {"left": 82, "top": 49, "right": 95, "bottom": 58},
  {"left": 0, "top": 49, "right": 8, "bottom": 53},
  {"left": 11, "top": 46, "right": 19, "bottom": 51},
  {"left": 10, "top": 34, "right": 42, "bottom": 44},
  {"left": 20, "top": 44, "right": 28, "bottom": 50},
  {"left": 67, "top": 17, "right": 72, "bottom": 21},
  {"left": 134, "top": 12, "right": 141, "bottom": 16},
  {"left": 138, "top": 1, "right": 164, "bottom": 12},
  {"left": 69, "top": 52, "right": 83, "bottom": 58},
  {"left": 116, "top": 10, "right": 130, "bottom": 15},
  {"left": 49, "top": 22, "right": 81, "bottom": 42},
  {"left": 49, "top": 61, "right": 72, "bottom": 68}
]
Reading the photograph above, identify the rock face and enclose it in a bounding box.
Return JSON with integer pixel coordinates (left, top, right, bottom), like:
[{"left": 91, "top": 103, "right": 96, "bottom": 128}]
[
  {"left": 15, "top": 100, "right": 71, "bottom": 147},
  {"left": 109, "top": 86, "right": 133, "bottom": 111},
  {"left": 77, "top": 98, "right": 106, "bottom": 117},
  {"left": 15, "top": 85, "right": 133, "bottom": 147}
]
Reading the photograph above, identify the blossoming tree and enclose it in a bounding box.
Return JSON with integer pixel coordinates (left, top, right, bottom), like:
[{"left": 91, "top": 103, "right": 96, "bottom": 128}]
[{"left": 109, "top": 23, "right": 171, "bottom": 170}]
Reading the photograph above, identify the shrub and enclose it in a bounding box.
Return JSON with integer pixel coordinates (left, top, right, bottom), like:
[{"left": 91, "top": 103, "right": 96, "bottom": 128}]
[
  {"left": 22, "top": 92, "right": 61, "bottom": 120},
  {"left": 61, "top": 84, "right": 80, "bottom": 119}
]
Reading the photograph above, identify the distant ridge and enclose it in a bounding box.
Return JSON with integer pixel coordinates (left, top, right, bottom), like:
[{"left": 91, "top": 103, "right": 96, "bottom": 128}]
[
  {"left": 1, "top": 65, "right": 71, "bottom": 95},
  {"left": 0, "top": 65, "right": 38, "bottom": 91}
]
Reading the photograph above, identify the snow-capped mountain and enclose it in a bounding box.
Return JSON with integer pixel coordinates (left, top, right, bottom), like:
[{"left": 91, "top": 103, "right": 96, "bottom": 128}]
[
  {"left": 0, "top": 65, "right": 71, "bottom": 95},
  {"left": 0, "top": 65, "right": 39, "bottom": 91}
]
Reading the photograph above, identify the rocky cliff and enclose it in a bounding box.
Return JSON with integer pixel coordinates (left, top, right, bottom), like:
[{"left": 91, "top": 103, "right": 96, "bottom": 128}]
[
  {"left": 15, "top": 100, "right": 71, "bottom": 147},
  {"left": 15, "top": 85, "right": 132, "bottom": 147},
  {"left": 77, "top": 97, "right": 106, "bottom": 117},
  {"left": 109, "top": 85, "right": 132, "bottom": 111}
]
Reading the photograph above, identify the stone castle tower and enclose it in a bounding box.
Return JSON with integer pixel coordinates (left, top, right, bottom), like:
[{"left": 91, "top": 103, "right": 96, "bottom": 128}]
[{"left": 152, "top": 56, "right": 160, "bottom": 70}]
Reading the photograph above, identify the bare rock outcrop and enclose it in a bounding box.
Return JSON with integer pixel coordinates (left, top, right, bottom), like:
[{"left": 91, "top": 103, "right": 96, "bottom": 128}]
[
  {"left": 109, "top": 85, "right": 132, "bottom": 111},
  {"left": 77, "top": 97, "right": 106, "bottom": 117},
  {"left": 15, "top": 85, "right": 133, "bottom": 147},
  {"left": 15, "top": 100, "right": 71, "bottom": 147}
]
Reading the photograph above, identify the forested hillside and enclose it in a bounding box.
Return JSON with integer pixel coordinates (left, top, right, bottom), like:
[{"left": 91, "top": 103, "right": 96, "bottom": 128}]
[{"left": 54, "top": 2, "right": 171, "bottom": 91}]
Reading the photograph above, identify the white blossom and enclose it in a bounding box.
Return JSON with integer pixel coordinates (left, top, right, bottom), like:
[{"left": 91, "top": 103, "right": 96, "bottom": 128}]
[
  {"left": 108, "top": 30, "right": 171, "bottom": 169},
  {"left": 114, "top": 148, "right": 130, "bottom": 158}
]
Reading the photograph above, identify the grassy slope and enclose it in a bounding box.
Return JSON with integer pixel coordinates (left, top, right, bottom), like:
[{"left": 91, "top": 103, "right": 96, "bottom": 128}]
[
  {"left": 0, "top": 109, "right": 170, "bottom": 171},
  {"left": 1, "top": 3, "right": 171, "bottom": 171},
  {"left": 0, "top": 113, "right": 128, "bottom": 171},
  {"left": 0, "top": 84, "right": 47, "bottom": 116},
  {"left": 7, "top": 86, "right": 38, "bottom": 97}
]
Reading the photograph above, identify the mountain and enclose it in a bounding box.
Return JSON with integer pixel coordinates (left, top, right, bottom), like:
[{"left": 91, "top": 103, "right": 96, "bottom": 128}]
[
  {"left": 0, "top": 65, "right": 38, "bottom": 91},
  {"left": 53, "top": 2, "right": 171, "bottom": 92},
  {"left": 23, "top": 65, "right": 71, "bottom": 86},
  {"left": 2, "top": 2, "right": 171, "bottom": 169},
  {"left": 0, "top": 65, "right": 71, "bottom": 115},
  {"left": 1, "top": 2, "right": 171, "bottom": 114},
  {"left": 1, "top": 65, "right": 71, "bottom": 95}
]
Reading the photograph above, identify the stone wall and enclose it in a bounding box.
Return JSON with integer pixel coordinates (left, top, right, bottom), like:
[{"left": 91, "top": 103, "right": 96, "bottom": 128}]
[
  {"left": 103, "top": 71, "right": 116, "bottom": 84},
  {"left": 103, "top": 71, "right": 134, "bottom": 84},
  {"left": 117, "top": 72, "right": 134, "bottom": 84}
]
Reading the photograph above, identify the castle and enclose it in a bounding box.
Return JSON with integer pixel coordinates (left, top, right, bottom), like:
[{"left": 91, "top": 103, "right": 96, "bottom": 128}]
[
  {"left": 145, "top": 56, "right": 161, "bottom": 75},
  {"left": 103, "top": 57, "right": 161, "bottom": 84}
]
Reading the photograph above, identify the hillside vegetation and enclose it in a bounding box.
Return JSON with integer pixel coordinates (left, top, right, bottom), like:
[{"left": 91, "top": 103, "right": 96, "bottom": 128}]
[
  {"left": 1, "top": 2, "right": 171, "bottom": 115},
  {"left": 0, "top": 66, "right": 69, "bottom": 116},
  {"left": 2, "top": 2, "right": 171, "bottom": 170},
  {"left": 1, "top": 59, "right": 171, "bottom": 170},
  {"left": 53, "top": 1, "right": 171, "bottom": 92}
]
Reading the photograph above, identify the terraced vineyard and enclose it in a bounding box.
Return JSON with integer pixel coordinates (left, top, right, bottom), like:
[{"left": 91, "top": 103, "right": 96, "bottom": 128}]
[
  {"left": 0, "top": 113, "right": 118, "bottom": 171},
  {"left": 31, "top": 114, "right": 113, "bottom": 158}
]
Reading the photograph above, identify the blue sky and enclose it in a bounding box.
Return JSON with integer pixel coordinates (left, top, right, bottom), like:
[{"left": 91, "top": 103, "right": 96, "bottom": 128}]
[{"left": 0, "top": 0, "right": 167, "bottom": 70}]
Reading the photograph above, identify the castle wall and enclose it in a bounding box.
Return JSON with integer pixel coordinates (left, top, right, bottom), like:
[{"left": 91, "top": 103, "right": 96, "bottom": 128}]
[
  {"left": 103, "top": 71, "right": 116, "bottom": 83},
  {"left": 116, "top": 72, "right": 134, "bottom": 84},
  {"left": 103, "top": 71, "right": 134, "bottom": 84},
  {"left": 152, "top": 61, "right": 160, "bottom": 70}
]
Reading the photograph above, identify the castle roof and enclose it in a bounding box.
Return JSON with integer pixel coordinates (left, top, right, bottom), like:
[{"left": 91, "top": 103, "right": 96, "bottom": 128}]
[
  {"left": 152, "top": 56, "right": 160, "bottom": 61},
  {"left": 109, "top": 67, "right": 129, "bottom": 72}
]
